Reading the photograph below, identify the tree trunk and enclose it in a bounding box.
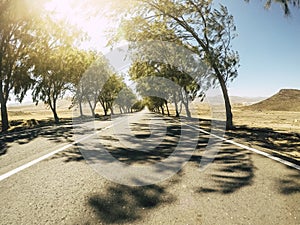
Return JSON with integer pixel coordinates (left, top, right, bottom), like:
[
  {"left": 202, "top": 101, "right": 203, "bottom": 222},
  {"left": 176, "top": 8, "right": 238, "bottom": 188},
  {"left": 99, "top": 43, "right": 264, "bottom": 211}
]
[
  {"left": 87, "top": 100, "right": 96, "bottom": 117},
  {"left": 174, "top": 103, "right": 179, "bottom": 117},
  {"left": 104, "top": 109, "right": 108, "bottom": 116},
  {"left": 0, "top": 99, "right": 9, "bottom": 132},
  {"left": 51, "top": 100, "right": 60, "bottom": 124},
  {"left": 110, "top": 106, "right": 114, "bottom": 115},
  {"left": 215, "top": 72, "right": 233, "bottom": 130},
  {"left": 78, "top": 98, "right": 83, "bottom": 117},
  {"left": 183, "top": 101, "right": 191, "bottom": 118},
  {"left": 52, "top": 108, "right": 60, "bottom": 124},
  {"left": 181, "top": 90, "right": 191, "bottom": 118},
  {"left": 165, "top": 101, "right": 170, "bottom": 116},
  {"left": 161, "top": 106, "right": 165, "bottom": 115}
]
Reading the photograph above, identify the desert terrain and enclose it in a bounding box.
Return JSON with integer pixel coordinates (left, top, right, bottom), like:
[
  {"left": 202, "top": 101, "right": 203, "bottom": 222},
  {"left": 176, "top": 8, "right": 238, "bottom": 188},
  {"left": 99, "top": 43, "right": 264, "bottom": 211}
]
[{"left": 4, "top": 89, "right": 300, "bottom": 163}]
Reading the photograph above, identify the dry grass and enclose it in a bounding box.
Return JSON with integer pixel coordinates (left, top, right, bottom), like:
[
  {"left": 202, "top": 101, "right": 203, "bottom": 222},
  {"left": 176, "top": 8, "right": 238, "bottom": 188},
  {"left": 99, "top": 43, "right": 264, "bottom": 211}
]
[{"left": 232, "top": 107, "right": 300, "bottom": 133}]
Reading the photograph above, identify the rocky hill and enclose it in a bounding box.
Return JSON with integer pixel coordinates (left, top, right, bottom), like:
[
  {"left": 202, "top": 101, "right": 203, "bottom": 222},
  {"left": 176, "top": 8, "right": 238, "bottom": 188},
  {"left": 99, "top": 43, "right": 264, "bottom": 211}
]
[{"left": 246, "top": 89, "right": 300, "bottom": 111}]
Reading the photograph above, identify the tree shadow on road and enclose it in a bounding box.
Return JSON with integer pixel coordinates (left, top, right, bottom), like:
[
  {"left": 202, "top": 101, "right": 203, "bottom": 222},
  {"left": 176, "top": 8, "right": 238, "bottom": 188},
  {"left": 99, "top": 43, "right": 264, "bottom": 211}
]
[
  {"left": 0, "top": 116, "right": 105, "bottom": 155},
  {"left": 57, "top": 115, "right": 256, "bottom": 196},
  {"left": 0, "top": 141, "right": 7, "bottom": 155},
  {"left": 75, "top": 116, "right": 201, "bottom": 168},
  {"left": 195, "top": 142, "right": 255, "bottom": 194},
  {"left": 0, "top": 124, "right": 75, "bottom": 152},
  {"left": 187, "top": 117, "right": 300, "bottom": 164},
  {"left": 103, "top": 122, "right": 183, "bottom": 165},
  {"left": 226, "top": 125, "right": 300, "bottom": 163},
  {"left": 277, "top": 166, "right": 300, "bottom": 195},
  {"left": 86, "top": 183, "right": 175, "bottom": 224},
  {"left": 50, "top": 148, "right": 84, "bottom": 162}
]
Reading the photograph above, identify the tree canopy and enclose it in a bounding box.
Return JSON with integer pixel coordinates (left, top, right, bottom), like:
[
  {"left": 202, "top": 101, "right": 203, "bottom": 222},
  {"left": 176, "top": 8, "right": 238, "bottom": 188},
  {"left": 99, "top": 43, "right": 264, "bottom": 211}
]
[{"left": 113, "top": 0, "right": 239, "bottom": 128}]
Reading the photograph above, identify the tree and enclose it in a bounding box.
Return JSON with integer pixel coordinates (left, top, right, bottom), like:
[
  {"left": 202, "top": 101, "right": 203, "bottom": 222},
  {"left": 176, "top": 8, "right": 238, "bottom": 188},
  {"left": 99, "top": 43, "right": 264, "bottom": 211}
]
[
  {"left": 245, "top": 0, "right": 300, "bottom": 16},
  {"left": 117, "top": 0, "right": 239, "bottom": 129},
  {"left": 131, "top": 100, "right": 145, "bottom": 112},
  {"left": 33, "top": 47, "right": 77, "bottom": 123},
  {"left": 0, "top": 0, "right": 43, "bottom": 131},
  {"left": 69, "top": 50, "right": 97, "bottom": 117},
  {"left": 124, "top": 21, "right": 208, "bottom": 118},
  {"left": 80, "top": 55, "right": 111, "bottom": 117},
  {"left": 98, "top": 74, "right": 124, "bottom": 116},
  {"left": 144, "top": 96, "right": 165, "bottom": 113},
  {"left": 115, "top": 85, "right": 137, "bottom": 113},
  {"left": 32, "top": 18, "right": 82, "bottom": 124}
]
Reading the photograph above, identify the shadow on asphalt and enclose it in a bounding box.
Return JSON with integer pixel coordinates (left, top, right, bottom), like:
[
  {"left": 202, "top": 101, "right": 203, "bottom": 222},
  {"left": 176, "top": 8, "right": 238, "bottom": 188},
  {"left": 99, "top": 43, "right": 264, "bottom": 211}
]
[
  {"left": 226, "top": 125, "right": 300, "bottom": 162},
  {"left": 278, "top": 166, "right": 300, "bottom": 195},
  {"left": 0, "top": 142, "right": 7, "bottom": 155},
  {"left": 87, "top": 183, "right": 175, "bottom": 224},
  {"left": 3, "top": 112, "right": 297, "bottom": 223},
  {"left": 0, "top": 116, "right": 111, "bottom": 155},
  {"left": 195, "top": 142, "right": 255, "bottom": 194},
  {"left": 51, "top": 148, "right": 84, "bottom": 162},
  {"left": 19, "top": 112, "right": 296, "bottom": 223},
  {"left": 0, "top": 124, "right": 74, "bottom": 150},
  {"left": 83, "top": 142, "right": 255, "bottom": 223},
  {"left": 53, "top": 115, "right": 259, "bottom": 223}
]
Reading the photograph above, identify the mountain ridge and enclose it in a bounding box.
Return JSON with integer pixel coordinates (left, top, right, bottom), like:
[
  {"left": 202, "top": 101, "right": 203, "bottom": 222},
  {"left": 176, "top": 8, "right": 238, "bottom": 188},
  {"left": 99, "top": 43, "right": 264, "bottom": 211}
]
[{"left": 246, "top": 89, "right": 300, "bottom": 112}]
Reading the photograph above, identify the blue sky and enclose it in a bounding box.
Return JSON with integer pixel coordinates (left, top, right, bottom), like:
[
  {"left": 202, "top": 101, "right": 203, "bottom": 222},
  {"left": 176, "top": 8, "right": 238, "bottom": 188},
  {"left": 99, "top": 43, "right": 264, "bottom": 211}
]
[{"left": 216, "top": 0, "right": 300, "bottom": 97}]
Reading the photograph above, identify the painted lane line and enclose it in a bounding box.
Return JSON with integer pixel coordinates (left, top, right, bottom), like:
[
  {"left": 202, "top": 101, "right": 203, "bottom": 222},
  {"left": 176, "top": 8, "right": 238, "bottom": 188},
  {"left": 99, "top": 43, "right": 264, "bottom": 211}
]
[
  {"left": 0, "top": 122, "right": 118, "bottom": 182},
  {"left": 185, "top": 123, "right": 300, "bottom": 171}
]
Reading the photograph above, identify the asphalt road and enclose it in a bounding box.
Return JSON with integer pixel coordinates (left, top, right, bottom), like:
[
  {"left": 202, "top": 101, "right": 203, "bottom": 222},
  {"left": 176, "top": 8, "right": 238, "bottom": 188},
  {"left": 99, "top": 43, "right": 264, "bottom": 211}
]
[{"left": 0, "top": 110, "right": 299, "bottom": 224}]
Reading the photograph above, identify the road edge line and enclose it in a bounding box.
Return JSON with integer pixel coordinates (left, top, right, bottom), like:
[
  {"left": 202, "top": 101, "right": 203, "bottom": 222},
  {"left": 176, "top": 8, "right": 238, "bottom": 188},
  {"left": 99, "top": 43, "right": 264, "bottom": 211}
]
[
  {"left": 185, "top": 123, "right": 300, "bottom": 171},
  {"left": 0, "top": 122, "right": 117, "bottom": 182}
]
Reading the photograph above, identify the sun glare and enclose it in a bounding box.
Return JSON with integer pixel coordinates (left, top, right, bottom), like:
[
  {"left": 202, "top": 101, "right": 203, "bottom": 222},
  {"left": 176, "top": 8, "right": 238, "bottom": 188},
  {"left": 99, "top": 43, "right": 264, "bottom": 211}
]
[{"left": 44, "top": 0, "right": 113, "bottom": 51}]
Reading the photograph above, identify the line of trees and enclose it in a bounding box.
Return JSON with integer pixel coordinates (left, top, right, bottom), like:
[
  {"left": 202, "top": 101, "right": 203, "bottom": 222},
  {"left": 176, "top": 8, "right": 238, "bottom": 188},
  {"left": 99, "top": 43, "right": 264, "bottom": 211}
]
[
  {"left": 2, "top": 0, "right": 297, "bottom": 132},
  {"left": 0, "top": 0, "right": 138, "bottom": 131},
  {"left": 111, "top": 0, "right": 239, "bottom": 129}
]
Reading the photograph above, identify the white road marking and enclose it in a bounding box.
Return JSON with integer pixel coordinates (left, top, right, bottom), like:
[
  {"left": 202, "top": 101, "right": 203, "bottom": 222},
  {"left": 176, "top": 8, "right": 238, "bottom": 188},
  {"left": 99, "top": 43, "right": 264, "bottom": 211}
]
[
  {"left": 0, "top": 122, "right": 118, "bottom": 182},
  {"left": 185, "top": 123, "right": 300, "bottom": 171}
]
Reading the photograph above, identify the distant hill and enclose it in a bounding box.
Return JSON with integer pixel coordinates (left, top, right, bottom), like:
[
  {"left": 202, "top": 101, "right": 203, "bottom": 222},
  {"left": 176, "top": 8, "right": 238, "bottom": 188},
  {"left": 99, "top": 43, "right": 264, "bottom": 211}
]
[
  {"left": 246, "top": 89, "right": 300, "bottom": 112},
  {"left": 204, "top": 96, "right": 266, "bottom": 105},
  {"left": 8, "top": 98, "right": 72, "bottom": 110}
]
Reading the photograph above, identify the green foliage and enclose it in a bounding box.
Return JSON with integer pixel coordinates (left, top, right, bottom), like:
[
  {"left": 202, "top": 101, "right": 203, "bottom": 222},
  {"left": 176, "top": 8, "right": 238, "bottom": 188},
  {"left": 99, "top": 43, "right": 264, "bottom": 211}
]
[
  {"left": 131, "top": 100, "right": 145, "bottom": 112},
  {"left": 31, "top": 16, "right": 85, "bottom": 123},
  {"left": 115, "top": 0, "right": 239, "bottom": 127},
  {"left": 69, "top": 50, "right": 97, "bottom": 116},
  {"left": 245, "top": 0, "right": 300, "bottom": 16},
  {"left": 144, "top": 96, "right": 165, "bottom": 112},
  {"left": 98, "top": 74, "right": 124, "bottom": 115},
  {"left": 79, "top": 54, "right": 112, "bottom": 116},
  {"left": 0, "top": 0, "right": 46, "bottom": 130},
  {"left": 115, "top": 85, "right": 137, "bottom": 113}
]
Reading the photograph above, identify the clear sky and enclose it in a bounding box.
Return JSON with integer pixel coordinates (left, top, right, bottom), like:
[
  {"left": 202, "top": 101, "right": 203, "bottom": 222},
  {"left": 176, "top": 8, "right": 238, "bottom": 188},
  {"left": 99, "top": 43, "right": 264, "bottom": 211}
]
[{"left": 216, "top": 0, "right": 300, "bottom": 97}]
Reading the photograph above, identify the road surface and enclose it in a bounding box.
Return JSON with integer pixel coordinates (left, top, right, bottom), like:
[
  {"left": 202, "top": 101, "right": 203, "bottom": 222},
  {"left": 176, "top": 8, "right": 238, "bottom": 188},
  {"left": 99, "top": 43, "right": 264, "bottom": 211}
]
[{"left": 0, "top": 110, "right": 299, "bottom": 224}]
